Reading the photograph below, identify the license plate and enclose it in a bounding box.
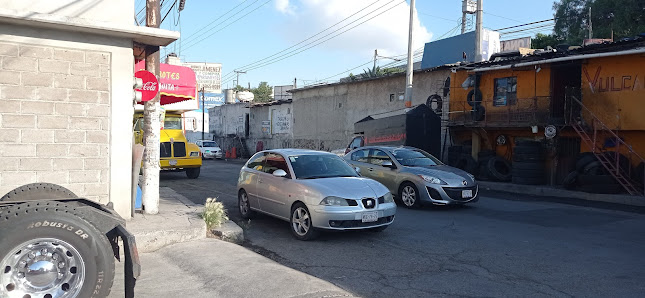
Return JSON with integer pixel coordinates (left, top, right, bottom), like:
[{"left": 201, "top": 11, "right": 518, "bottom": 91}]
[
  {"left": 169, "top": 159, "right": 177, "bottom": 166},
  {"left": 361, "top": 211, "right": 378, "bottom": 223},
  {"left": 462, "top": 189, "right": 473, "bottom": 198},
  {"left": 205, "top": 150, "right": 210, "bottom": 153}
]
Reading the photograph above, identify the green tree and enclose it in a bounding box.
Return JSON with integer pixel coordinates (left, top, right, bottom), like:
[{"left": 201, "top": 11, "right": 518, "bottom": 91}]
[
  {"left": 531, "top": 33, "right": 563, "bottom": 49},
  {"left": 553, "top": 0, "right": 645, "bottom": 45},
  {"left": 251, "top": 82, "right": 273, "bottom": 102},
  {"left": 232, "top": 85, "right": 248, "bottom": 92},
  {"left": 361, "top": 66, "right": 403, "bottom": 79}
]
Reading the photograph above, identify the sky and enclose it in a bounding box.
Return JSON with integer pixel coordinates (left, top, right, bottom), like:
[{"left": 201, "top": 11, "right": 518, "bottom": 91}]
[{"left": 135, "top": 0, "right": 556, "bottom": 90}]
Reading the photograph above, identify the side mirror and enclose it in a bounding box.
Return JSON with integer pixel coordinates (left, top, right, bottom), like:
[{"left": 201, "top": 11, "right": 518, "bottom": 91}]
[
  {"left": 273, "top": 169, "right": 288, "bottom": 177},
  {"left": 382, "top": 161, "right": 395, "bottom": 168},
  {"left": 354, "top": 167, "right": 361, "bottom": 174}
]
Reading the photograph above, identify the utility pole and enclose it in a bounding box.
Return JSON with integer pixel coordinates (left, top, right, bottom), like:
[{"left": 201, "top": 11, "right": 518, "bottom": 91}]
[
  {"left": 294, "top": 77, "right": 297, "bottom": 88},
  {"left": 404, "top": 0, "right": 415, "bottom": 108},
  {"left": 142, "top": 0, "right": 161, "bottom": 215},
  {"left": 373, "top": 49, "right": 378, "bottom": 70},
  {"left": 461, "top": 0, "right": 467, "bottom": 34},
  {"left": 201, "top": 87, "right": 205, "bottom": 140},
  {"left": 474, "top": 0, "right": 483, "bottom": 62},
  {"left": 234, "top": 70, "right": 246, "bottom": 88},
  {"left": 588, "top": 7, "right": 593, "bottom": 39}
]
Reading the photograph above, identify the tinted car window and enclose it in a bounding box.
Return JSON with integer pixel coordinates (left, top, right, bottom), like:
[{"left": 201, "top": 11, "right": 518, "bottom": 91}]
[
  {"left": 203, "top": 141, "right": 218, "bottom": 147},
  {"left": 369, "top": 149, "right": 393, "bottom": 166},
  {"left": 290, "top": 154, "right": 358, "bottom": 179},
  {"left": 350, "top": 137, "right": 362, "bottom": 149},
  {"left": 391, "top": 148, "right": 443, "bottom": 167},
  {"left": 263, "top": 153, "right": 291, "bottom": 178},
  {"left": 246, "top": 153, "right": 266, "bottom": 171},
  {"left": 351, "top": 149, "right": 370, "bottom": 163}
]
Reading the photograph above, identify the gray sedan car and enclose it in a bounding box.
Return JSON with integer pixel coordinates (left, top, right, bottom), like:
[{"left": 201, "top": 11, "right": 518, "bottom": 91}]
[
  {"left": 237, "top": 149, "right": 397, "bottom": 240},
  {"left": 345, "top": 146, "right": 478, "bottom": 208}
]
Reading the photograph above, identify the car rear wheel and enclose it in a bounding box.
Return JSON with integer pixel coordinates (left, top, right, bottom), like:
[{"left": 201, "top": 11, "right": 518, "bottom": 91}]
[
  {"left": 290, "top": 203, "right": 318, "bottom": 241},
  {"left": 399, "top": 183, "right": 421, "bottom": 209},
  {"left": 238, "top": 190, "right": 255, "bottom": 219}
]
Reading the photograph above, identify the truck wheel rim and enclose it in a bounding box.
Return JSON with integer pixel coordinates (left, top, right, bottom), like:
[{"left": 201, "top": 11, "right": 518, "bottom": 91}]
[
  {"left": 402, "top": 186, "right": 416, "bottom": 206},
  {"left": 1, "top": 238, "right": 85, "bottom": 298}
]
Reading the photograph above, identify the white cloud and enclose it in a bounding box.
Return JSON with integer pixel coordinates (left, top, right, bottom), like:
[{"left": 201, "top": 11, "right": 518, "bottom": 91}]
[
  {"left": 275, "top": 0, "right": 295, "bottom": 15},
  {"left": 274, "top": 0, "right": 432, "bottom": 59}
]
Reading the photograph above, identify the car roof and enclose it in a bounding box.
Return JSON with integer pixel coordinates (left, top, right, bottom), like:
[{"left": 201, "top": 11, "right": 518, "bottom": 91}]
[
  {"left": 356, "top": 145, "right": 418, "bottom": 151},
  {"left": 264, "top": 149, "right": 336, "bottom": 156}
]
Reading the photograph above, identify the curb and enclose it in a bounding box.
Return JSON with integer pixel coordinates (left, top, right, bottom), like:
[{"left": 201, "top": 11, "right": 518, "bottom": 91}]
[
  {"left": 479, "top": 181, "right": 645, "bottom": 207},
  {"left": 210, "top": 220, "right": 244, "bottom": 244},
  {"left": 128, "top": 187, "right": 207, "bottom": 253}
]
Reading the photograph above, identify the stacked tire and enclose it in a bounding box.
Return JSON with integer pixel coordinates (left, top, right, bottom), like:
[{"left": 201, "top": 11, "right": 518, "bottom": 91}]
[
  {"left": 563, "top": 152, "right": 626, "bottom": 194},
  {"left": 512, "top": 141, "right": 545, "bottom": 185},
  {"left": 454, "top": 145, "right": 478, "bottom": 175}
]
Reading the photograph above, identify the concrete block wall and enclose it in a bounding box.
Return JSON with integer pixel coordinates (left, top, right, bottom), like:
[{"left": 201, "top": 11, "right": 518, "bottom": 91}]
[{"left": 0, "top": 42, "right": 111, "bottom": 203}]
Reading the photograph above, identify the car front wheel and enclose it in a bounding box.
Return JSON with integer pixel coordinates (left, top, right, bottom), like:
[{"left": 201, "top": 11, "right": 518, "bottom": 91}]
[
  {"left": 290, "top": 203, "right": 318, "bottom": 241},
  {"left": 400, "top": 182, "right": 421, "bottom": 209}
]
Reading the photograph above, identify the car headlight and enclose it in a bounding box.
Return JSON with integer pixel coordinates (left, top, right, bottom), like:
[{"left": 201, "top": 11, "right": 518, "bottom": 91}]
[
  {"left": 383, "top": 192, "right": 394, "bottom": 203},
  {"left": 190, "top": 152, "right": 200, "bottom": 157},
  {"left": 419, "top": 174, "right": 445, "bottom": 184},
  {"left": 320, "top": 196, "right": 349, "bottom": 206}
]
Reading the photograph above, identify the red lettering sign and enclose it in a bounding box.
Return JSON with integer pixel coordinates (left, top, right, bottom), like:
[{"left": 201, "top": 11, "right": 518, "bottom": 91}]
[{"left": 135, "top": 70, "right": 159, "bottom": 102}]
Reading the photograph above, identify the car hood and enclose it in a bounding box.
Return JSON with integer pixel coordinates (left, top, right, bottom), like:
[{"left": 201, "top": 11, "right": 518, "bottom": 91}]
[
  {"left": 299, "top": 177, "right": 388, "bottom": 199},
  {"left": 406, "top": 165, "right": 475, "bottom": 185}
]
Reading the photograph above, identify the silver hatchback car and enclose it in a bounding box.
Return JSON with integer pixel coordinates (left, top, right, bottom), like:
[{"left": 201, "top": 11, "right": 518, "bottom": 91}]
[
  {"left": 237, "top": 149, "right": 397, "bottom": 240},
  {"left": 345, "top": 146, "right": 478, "bottom": 208}
]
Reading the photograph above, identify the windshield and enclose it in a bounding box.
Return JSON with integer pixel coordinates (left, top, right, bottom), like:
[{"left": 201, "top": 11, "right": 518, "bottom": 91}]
[
  {"left": 289, "top": 154, "right": 359, "bottom": 179},
  {"left": 391, "top": 148, "right": 443, "bottom": 167},
  {"left": 203, "top": 141, "right": 218, "bottom": 147},
  {"left": 164, "top": 117, "right": 182, "bottom": 130}
]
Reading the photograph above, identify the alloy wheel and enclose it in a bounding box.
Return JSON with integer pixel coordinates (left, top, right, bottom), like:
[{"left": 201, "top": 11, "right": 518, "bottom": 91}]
[
  {"left": 402, "top": 185, "right": 417, "bottom": 207},
  {"left": 291, "top": 207, "right": 311, "bottom": 236}
]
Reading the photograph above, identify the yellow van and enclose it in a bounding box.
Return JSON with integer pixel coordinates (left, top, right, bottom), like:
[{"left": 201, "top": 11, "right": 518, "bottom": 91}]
[{"left": 134, "top": 111, "right": 202, "bottom": 178}]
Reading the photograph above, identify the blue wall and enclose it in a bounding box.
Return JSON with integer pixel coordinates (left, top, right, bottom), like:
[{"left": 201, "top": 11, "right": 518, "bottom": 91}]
[{"left": 421, "top": 31, "right": 476, "bottom": 70}]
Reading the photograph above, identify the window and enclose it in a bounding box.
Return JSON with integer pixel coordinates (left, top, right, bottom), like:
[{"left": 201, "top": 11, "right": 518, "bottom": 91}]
[
  {"left": 389, "top": 94, "right": 395, "bottom": 102},
  {"left": 351, "top": 149, "right": 370, "bottom": 163},
  {"left": 493, "top": 77, "right": 517, "bottom": 106},
  {"left": 369, "top": 149, "right": 393, "bottom": 166},
  {"left": 349, "top": 137, "right": 363, "bottom": 150},
  {"left": 391, "top": 148, "right": 443, "bottom": 167},
  {"left": 246, "top": 153, "right": 266, "bottom": 172},
  {"left": 202, "top": 141, "right": 218, "bottom": 147},
  {"left": 263, "top": 153, "right": 291, "bottom": 178},
  {"left": 164, "top": 117, "right": 183, "bottom": 130},
  {"left": 289, "top": 154, "right": 358, "bottom": 179}
]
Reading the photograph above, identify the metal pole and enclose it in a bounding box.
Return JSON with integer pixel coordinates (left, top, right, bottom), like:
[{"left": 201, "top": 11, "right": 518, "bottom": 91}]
[
  {"left": 142, "top": 0, "right": 161, "bottom": 215},
  {"left": 461, "top": 0, "right": 467, "bottom": 34},
  {"left": 474, "top": 0, "right": 483, "bottom": 62},
  {"left": 403, "top": 0, "right": 415, "bottom": 108},
  {"left": 201, "top": 87, "right": 205, "bottom": 140},
  {"left": 588, "top": 7, "right": 593, "bottom": 39},
  {"left": 373, "top": 49, "right": 378, "bottom": 70}
]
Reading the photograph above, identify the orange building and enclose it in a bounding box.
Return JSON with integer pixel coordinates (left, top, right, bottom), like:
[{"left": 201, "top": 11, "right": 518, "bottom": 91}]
[{"left": 447, "top": 37, "right": 645, "bottom": 195}]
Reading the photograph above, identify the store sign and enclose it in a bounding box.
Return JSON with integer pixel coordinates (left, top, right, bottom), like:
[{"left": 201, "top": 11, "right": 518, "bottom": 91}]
[
  {"left": 134, "top": 70, "right": 158, "bottom": 102},
  {"left": 198, "top": 92, "right": 225, "bottom": 110},
  {"left": 184, "top": 62, "right": 222, "bottom": 93}
]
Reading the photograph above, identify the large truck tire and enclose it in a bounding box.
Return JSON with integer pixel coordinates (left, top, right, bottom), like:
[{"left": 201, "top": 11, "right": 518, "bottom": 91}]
[
  {"left": 1, "top": 183, "right": 77, "bottom": 201},
  {"left": 0, "top": 202, "right": 115, "bottom": 298},
  {"left": 186, "top": 167, "right": 201, "bottom": 179}
]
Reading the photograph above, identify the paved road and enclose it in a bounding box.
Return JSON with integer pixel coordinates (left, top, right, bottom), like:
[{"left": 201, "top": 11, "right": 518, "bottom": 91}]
[{"left": 161, "top": 159, "right": 645, "bottom": 297}]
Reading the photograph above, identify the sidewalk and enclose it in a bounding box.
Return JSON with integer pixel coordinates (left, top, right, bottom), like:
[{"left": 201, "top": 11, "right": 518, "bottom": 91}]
[
  {"left": 108, "top": 187, "right": 354, "bottom": 297},
  {"left": 479, "top": 181, "right": 645, "bottom": 207}
]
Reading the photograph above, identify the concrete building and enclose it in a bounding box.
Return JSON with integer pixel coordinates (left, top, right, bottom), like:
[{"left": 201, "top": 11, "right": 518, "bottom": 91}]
[
  {"left": 209, "top": 67, "right": 452, "bottom": 157},
  {"left": 0, "top": 0, "right": 178, "bottom": 218}
]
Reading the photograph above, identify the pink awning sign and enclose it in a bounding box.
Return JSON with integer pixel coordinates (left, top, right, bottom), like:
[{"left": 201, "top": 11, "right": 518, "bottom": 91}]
[{"left": 135, "top": 61, "right": 197, "bottom": 105}]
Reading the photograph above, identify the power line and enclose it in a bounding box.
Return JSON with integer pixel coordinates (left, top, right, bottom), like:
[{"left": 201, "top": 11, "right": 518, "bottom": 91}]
[
  {"left": 221, "top": 0, "right": 406, "bottom": 86},
  {"left": 221, "top": 0, "right": 391, "bottom": 82},
  {"left": 181, "top": 0, "right": 252, "bottom": 47},
  {"left": 182, "top": 0, "right": 272, "bottom": 52},
  {"left": 495, "top": 19, "right": 556, "bottom": 31},
  {"left": 483, "top": 12, "right": 524, "bottom": 24},
  {"left": 500, "top": 23, "right": 555, "bottom": 35}
]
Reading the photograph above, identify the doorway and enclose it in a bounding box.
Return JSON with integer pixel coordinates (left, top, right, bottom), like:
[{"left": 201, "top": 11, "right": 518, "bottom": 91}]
[{"left": 550, "top": 62, "right": 581, "bottom": 123}]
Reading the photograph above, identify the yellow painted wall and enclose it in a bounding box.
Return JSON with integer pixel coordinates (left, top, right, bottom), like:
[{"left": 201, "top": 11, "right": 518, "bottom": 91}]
[
  {"left": 450, "top": 65, "right": 552, "bottom": 116},
  {"left": 581, "top": 54, "right": 645, "bottom": 130}
]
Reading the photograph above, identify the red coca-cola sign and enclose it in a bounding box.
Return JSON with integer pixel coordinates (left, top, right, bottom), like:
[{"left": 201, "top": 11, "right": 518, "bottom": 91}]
[{"left": 134, "top": 70, "right": 159, "bottom": 102}]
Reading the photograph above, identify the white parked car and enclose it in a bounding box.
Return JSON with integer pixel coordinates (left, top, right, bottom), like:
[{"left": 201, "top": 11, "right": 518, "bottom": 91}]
[{"left": 196, "top": 140, "right": 223, "bottom": 159}]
